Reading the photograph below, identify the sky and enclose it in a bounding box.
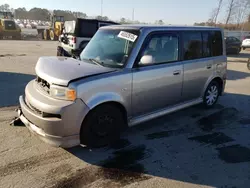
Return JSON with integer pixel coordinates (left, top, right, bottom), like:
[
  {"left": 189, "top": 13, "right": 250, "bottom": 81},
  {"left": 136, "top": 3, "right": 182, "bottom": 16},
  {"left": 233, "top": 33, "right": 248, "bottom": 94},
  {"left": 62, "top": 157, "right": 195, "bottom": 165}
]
[{"left": 3, "top": 0, "right": 227, "bottom": 24}]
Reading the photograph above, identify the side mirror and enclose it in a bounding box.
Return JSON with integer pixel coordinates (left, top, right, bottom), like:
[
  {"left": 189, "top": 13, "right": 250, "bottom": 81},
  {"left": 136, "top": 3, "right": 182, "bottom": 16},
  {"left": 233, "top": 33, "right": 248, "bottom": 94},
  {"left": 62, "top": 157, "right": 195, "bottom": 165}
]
[{"left": 139, "top": 55, "right": 154, "bottom": 66}]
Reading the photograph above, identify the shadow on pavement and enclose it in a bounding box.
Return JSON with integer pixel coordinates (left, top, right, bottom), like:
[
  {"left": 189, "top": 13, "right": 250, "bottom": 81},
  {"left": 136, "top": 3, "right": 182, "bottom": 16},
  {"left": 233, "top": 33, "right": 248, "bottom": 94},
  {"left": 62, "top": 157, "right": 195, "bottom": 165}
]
[
  {"left": 0, "top": 72, "right": 35, "bottom": 107},
  {"left": 227, "top": 52, "right": 250, "bottom": 63},
  {"left": 65, "top": 92, "right": 250, "bottom": 188},
  {"left": 226, "top": 69, "right": 250, "bottom": 80}
]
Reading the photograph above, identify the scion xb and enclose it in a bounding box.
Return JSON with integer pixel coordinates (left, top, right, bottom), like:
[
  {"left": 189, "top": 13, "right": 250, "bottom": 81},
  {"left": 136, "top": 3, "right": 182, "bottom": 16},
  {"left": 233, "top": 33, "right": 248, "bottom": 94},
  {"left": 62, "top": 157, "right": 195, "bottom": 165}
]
[{"left": 17, "top": 25, "right": 227, "bottom": 148}]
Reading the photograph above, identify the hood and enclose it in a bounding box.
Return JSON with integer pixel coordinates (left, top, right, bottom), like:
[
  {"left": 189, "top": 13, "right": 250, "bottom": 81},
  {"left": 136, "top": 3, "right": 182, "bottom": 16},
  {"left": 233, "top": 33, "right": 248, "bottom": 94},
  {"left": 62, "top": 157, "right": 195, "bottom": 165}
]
[{"left": 35, "top": 56, "right": 115, "bottom": 86}]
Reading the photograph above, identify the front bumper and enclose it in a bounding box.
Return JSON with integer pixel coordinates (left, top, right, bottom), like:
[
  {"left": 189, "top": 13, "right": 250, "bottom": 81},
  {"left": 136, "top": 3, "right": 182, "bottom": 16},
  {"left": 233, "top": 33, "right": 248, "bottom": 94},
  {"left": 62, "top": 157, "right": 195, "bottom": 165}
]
[{"left": 18, "top": 80, "right": 90, "bottom": 148}]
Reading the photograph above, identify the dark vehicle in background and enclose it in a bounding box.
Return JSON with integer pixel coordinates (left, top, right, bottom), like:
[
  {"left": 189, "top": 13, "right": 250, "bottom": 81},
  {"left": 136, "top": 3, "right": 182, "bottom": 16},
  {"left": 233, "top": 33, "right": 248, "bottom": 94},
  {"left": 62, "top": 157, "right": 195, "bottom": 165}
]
[
  {"left": 57, "top": 18, "right": 119, "bottom": 58},
  {"left": 225, "top": 36, "right": 242, "bottom": 55}
]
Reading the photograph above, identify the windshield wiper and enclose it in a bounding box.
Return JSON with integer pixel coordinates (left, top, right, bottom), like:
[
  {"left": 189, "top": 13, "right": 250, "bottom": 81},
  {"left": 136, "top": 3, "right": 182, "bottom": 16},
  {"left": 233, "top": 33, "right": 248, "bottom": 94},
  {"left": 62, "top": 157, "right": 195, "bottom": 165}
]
[{"left": 88, "top": 58, "right": 104, "bottom": 67}]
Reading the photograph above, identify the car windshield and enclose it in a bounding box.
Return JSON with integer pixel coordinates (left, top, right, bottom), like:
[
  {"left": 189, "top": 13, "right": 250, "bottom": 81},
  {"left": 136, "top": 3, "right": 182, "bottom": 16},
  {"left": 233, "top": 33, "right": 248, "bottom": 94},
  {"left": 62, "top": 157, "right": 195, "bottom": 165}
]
[{"left": 80, "top": 29, "right": 140, "bottom": 68}]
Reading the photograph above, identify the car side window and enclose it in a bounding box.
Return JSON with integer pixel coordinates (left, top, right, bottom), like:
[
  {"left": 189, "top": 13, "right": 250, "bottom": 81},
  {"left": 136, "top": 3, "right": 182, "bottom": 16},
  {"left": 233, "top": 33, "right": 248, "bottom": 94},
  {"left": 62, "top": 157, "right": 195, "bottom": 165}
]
[
  {"left": 140, "top": 33, "right": 179, "bottom": 65},
  {"left": 183, "top": 32, "right": 202, "bottom": 60},
  {"left": 234, "top": 37, "right": 240, "bottom": 42}
]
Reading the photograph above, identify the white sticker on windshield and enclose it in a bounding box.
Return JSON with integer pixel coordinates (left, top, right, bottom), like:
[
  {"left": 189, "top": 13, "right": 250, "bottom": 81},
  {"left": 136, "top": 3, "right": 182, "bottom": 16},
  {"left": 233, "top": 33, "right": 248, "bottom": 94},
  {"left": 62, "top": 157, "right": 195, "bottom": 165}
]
[{"left": 118, "top": 31, "right": 138, "bottom": 42}]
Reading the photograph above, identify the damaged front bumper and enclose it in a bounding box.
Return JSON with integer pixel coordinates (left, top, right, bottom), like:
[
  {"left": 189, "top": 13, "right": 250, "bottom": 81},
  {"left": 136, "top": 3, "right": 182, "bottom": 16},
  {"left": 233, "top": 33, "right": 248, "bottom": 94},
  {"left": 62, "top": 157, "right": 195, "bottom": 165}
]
[
  {"left": 17, "top": 99, "right": 80, "bottom": 148},
  {"left": 17, "top": 80, "right": 90, "bottom": 148}
]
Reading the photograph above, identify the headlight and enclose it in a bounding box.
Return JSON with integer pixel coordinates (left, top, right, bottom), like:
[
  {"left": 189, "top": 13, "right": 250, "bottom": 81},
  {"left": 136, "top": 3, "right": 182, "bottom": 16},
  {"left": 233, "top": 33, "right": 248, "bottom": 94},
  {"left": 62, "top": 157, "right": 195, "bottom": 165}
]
[{"left": 50, "top": 85, "right": 76, "bottom": 101}]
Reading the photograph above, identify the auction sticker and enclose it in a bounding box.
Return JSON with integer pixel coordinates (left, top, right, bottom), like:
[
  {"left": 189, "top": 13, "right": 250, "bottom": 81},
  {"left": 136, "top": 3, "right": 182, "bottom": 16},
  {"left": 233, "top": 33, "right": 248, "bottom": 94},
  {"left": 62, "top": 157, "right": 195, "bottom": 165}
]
[{"left": 118, "top": 31, "right": 138, "bottom": 42}]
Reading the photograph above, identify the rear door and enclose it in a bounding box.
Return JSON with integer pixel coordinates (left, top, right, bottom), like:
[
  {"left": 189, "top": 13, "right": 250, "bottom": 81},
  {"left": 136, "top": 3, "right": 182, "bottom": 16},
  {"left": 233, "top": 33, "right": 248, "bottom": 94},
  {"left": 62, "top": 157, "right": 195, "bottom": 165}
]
[{"left": 181, "top": 31, "right": 220, "bottom": 102}]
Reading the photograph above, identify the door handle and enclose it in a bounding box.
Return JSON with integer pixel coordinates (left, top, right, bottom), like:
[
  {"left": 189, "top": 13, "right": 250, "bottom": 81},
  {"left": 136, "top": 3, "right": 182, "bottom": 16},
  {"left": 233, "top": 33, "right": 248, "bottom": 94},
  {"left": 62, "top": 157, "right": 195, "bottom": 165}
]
[
  {"left": 207, "top": 64, "right": 212, "bottom": 69},
  {"left": 173, "top": 70, "right": 181, "bottom": 75}
]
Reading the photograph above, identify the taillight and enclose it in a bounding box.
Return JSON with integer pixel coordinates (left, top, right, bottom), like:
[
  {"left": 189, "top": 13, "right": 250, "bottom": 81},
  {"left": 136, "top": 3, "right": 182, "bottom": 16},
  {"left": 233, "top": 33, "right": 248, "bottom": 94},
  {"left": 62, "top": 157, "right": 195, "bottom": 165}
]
[{"left": 72, "top": 37, "right": 76, "bottom": 43}]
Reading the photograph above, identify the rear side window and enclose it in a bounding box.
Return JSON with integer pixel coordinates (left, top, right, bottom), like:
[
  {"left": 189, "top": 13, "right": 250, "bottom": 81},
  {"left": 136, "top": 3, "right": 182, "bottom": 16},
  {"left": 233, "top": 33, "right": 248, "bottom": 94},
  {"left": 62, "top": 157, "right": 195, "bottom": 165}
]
[
  {"left": 210, "top": 31, "right": 223, "bottom": 56},
  {"left": 76, "top": 20, "right": 98, "bottom": 38},
  {"left": 182, "top": 30, "right": 223, "bottom": 60},
  {"left": 183, "top": 32, "right": 202, "bottom": 60}
]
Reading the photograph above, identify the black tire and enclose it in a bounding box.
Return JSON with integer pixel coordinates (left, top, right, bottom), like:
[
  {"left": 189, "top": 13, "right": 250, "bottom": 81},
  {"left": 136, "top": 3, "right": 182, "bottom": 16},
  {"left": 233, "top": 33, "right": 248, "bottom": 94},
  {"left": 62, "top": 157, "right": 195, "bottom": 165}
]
[
  {"left": 203, "top": 81, "right": 220, "bottom": 108},
  {"left": 243, "top": 47, "right": 246, "bottom": 50},
  {"left": 236, "top": 47, "right": 241, "bottom": 54},
  {"left": 247, "top": 60, "right": 250, "bottom": 70},
  {"left": 80, "top": 104, "right": 125, "bottom": 148}
]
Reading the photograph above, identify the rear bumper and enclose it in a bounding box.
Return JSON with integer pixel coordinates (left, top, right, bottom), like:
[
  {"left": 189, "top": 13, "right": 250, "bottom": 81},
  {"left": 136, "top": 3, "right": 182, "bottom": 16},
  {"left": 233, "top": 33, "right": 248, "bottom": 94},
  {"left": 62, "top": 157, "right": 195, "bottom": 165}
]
[
  {"left": 18, "top": 80, "right": 90, "bottom": 148},
  {"left": 241, "top": 44, "right": 250, "bottom": 48}
]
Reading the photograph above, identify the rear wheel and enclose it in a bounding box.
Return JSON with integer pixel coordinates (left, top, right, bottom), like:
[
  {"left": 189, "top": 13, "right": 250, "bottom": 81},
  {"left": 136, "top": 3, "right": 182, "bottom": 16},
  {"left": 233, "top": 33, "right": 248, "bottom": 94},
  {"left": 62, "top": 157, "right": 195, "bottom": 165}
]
[
  {"left": 243, "top": 47, "right": 246, "bottom": 50},
  {"left": 203, "top": 81, "right": 220, "bottom": 108},
  {"left": 49, "top": 30, "right": 58, "bottom": 41},
  {"left": 80, "top": 104, "right": 125, "bottom": 148},
  {"left": 236, "top": 47, "right": 241, "bottom": 54}
]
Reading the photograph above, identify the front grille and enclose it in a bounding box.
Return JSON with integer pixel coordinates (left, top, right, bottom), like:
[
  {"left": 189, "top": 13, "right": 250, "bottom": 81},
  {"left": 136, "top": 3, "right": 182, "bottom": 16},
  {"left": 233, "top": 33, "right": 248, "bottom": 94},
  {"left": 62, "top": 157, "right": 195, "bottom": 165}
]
[
  {"left": 25, "top": 97, "right": 43, "bottom": 116},
  {"left": 36, "top": 76, "right": 50, "bottom": 94},
  {"left": 25, "top": 96, "right": 61, "bottom": 119}
]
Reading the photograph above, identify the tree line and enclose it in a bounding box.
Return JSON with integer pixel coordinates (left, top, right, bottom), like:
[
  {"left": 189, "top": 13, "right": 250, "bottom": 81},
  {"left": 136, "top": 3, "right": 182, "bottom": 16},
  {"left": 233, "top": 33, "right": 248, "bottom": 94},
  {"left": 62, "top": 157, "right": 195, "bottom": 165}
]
[
  {"left": 0, "top": 3, "right": 165, "bottom": 25},
  {"left": 194, "top": 0, "right": 250, "bottom": 30}
]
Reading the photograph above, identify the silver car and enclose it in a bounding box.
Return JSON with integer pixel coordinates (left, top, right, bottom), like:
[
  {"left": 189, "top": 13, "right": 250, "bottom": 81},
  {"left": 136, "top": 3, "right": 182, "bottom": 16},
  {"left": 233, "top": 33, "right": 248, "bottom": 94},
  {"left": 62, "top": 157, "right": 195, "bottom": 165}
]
[{"left": 17, "top": 25, "right": 227, "bottom": 148}]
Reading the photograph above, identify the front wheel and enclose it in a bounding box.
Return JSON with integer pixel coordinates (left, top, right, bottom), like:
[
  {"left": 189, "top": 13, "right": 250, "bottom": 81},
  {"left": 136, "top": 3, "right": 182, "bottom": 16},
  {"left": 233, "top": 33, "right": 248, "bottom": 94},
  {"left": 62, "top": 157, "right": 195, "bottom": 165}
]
[
  {"left": 203, "top": 81, "right": 220, "bottom": 108},
  {"left": 80, "top": 104, "right": 125, "bottom": 148},
  {"left": 236, "top": 47, "right": 241, "bottom": 54}
]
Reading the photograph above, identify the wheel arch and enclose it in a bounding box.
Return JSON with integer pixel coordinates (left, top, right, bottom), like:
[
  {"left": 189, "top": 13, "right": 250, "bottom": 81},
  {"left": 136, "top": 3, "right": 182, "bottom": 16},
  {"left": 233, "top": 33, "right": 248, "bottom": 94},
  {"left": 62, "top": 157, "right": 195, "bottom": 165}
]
[
  {"left": 83, "top": 93, "right": 129, "bottom": 125},
  {"left": 202, "top": 76, "right": 224, "bottom": 96}
]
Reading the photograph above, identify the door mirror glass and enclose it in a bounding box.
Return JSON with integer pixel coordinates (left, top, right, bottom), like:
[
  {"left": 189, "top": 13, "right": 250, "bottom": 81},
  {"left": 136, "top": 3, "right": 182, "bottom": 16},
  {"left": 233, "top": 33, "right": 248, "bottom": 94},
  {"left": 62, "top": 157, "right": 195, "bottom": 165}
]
[{"left": 139, "top": 55, "right": 154, "bottom": 65}]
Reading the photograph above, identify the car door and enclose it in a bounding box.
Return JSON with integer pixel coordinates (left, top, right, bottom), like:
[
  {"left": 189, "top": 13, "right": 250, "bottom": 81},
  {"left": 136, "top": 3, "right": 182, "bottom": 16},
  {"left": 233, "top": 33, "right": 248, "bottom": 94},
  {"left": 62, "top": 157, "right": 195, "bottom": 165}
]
[
  {"left": 181, "top": 31, "right": 215, "bottom": 102},
  {"left": 232, "top": 37, "right": 241, "bottom": 51},
  {"left": 132, "top": 32, "right": 183, "bottom": 117}
]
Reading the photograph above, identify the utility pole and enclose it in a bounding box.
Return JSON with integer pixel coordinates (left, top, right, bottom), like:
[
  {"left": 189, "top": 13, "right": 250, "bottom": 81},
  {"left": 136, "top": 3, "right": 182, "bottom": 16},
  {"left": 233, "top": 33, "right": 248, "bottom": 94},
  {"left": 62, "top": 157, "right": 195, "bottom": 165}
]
[
  {"left": 132, "top": 8, "right": 134, "bottom": 21},
  {"left": 101, "top": 0, "right": 103, "bottom": 17}
]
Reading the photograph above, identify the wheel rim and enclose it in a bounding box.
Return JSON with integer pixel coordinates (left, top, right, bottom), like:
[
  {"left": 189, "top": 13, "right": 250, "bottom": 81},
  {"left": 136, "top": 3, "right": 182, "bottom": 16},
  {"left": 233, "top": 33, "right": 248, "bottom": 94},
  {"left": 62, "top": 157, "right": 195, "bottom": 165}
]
[
  {"left": 92, "top": 114, "right": 114, "bottom": 137},
  {"left": 206, "top": 85, "right": 218, "bottom": 106},
  {"left": 50, "top": 31, "right": 54, "bottom": 40}
]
